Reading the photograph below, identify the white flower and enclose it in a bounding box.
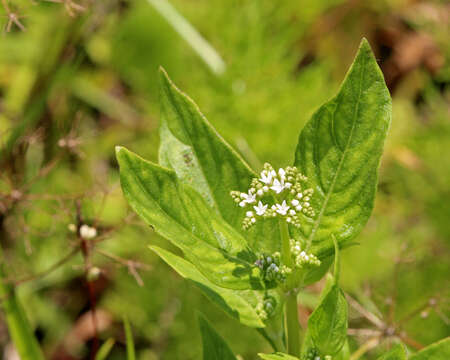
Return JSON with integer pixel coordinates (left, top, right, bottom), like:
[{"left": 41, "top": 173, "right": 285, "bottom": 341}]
[
  {"left": 241, "top": 191, "right": 256, "bottom": 204},
  {"left": 254, "top": 201, "right": 268, "bottom": 216},
  {"left": 275, "top": 201, "right": 290, "bottom": 216},
  {"left": 291, "top": 199, "right": 299, "bottom": 206},
  {"left": 259, "top": 170, "right": 273, "bottom": 185},
  {"left": 263, "top": 186, "right": 269, "bottom": 192},
  {"left": 271, "top": 179, "right": 285, "bottom": 194},
  {"left": 278, "top": 168, "right": 286, "bottom": 179},
  {"left": 257, "top": 189, "right": 264, "bottom": 196},
  {"left": 246, "top": 211, "right": 253, "bottom": 217},
  {"left": 80, "top": 224, "right": 97, "bottom": 239},
  {"left": 289, "top": 209, "right": 296, "bottom": 216}
]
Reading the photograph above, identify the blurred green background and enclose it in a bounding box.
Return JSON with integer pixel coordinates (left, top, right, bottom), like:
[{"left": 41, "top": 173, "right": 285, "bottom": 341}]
[{"left": 0, "top": 0, "right": 448, "bottom": 359}]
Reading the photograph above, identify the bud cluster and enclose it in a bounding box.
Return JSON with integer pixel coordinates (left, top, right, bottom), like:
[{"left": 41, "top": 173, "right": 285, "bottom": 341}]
[
  {"left": 254, "top": 252, "right": 292, "bottom": 284},
  {"left": 290, "top": 239, "right": 321, "bottom": 268},
  {"left": 255, "top": 296, "right": 277, "bottom": 321},
  {"left": 303, "top": 348, "right": 332, "bottom": 360},
  {"left": 230, "top": 163, "right": 315, "bottom": 230}
]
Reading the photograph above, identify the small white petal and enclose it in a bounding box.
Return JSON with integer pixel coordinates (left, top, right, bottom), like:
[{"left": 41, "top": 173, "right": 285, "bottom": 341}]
[
  {"left": 289, "top": 209, "right": 296, "bottom": 216},
  {"left": 296, "top": 205, "right": 302, "bottom": 211},
  {"left": 297, "top": 193, "right": 303, "bottom": 199},
  {"left": 263, "top": 186, "right": 269, "bottom": 192},
  {"left": 291, "top": 199, "right": 299, "bottom": 206},
  {"left": 246, "top": 211, "right": 253, "bottom": 217},
  {"left": 251, "top": 218, "right": 256, "bottom": 223},
  {"left": 239, "top": 201, "right": 246, "bottom": 207},
  {"left": 257, "top": 189, "right": 264, "bottom": 196}
]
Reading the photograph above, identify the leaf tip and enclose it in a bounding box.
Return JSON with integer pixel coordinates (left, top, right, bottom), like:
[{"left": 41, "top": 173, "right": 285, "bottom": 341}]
[{"left": 158, "top": 66, "right": 171, "bottom": 86}]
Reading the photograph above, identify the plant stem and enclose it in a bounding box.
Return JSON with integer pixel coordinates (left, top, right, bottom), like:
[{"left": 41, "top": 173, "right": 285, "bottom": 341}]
[
  {"left": 278, "top": 219, "right": 300, "bottom": 356},
  {"left": 0, "top": 248, "right": 45, "bottom": 360},
  {"left": 279, "top": 220, "right": 292, "bottom": 268},
  {"left": 285, "top": 292, "right": 300, "bottom": 357}
]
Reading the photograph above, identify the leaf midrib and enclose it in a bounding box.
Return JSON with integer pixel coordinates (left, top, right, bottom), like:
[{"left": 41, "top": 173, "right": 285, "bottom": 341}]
[{"left": 306, "top": 55, "right": 366, "bottom": 250}]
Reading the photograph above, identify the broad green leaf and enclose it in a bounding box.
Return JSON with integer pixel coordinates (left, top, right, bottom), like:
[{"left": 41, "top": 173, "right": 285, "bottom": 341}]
[
  {"left": 199, "top": 313, "right": 236, "bottom": 360},
  {"left": 123, "top": 317, "right": 136, "bottom": 360},
  {"left": 158, "top": 68, "right": 281, "bottom": 253},
  {"left": 377, "top": 343, "right": 407, "bottom": 360},
  {"left": 294, "top": 39, "right": 391, "bottom": 256},
  {"left": 117, "top": 146, "right": 263, "bottom": 290},
  {"left": 308, "top": 282, "right": 348, "bottom": 355},
  {"left": 410, "top": 337, "right": 450, "bottom": 360},
  {"left": 150, "top": 245, "right": 267, "bottom": 328},
  {"left": 258, "top": 352, "right": 299, "bottom": 360}
]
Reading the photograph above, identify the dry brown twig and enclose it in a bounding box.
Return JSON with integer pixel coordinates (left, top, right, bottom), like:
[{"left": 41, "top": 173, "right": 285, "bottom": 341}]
[
  {"left": 41, "top": 0, "right": 86, "bottom": 17},
  {"left": 1, "top": 0, "right": 26, "bottom": 32}
]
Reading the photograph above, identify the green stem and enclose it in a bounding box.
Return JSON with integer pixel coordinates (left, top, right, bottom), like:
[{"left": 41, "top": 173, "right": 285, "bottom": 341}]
[
  {"left": 279, "top": 220, "right": 292, "bottom": 268},
  {"left": 285, "top": 293, "right": 301, "bottom": 357},
  {"left": 278, "top": 219, "right": 300, "bottom": 356},
  {"left": 0, "top": 249, "right": 45, "bottom": 360}
]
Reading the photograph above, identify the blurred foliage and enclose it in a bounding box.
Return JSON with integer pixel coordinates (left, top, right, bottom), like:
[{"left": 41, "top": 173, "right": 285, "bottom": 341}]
[{"left": 0, "top": 0, "right": 448, "bottom": 359}]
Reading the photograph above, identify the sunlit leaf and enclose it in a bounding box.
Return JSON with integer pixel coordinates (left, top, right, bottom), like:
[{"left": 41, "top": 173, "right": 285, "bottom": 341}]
[
  {"left": 158, "top": 68, "right": 281, "bottom": 253},
  {"left": 116, "top": 146, "right": 262, "bottom": 290},
  {"left": 294, "top": 39, "right": 391, "bottom": 257}
]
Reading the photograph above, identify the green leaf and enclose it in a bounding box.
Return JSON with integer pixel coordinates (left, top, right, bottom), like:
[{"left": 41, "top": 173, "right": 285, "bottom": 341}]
[
  {"left": 198, "top": 313, "right": 236, "bottom": 360},
  {"left": 95, "top": 338, "right": 115, "bottom": 360},
  {"left": 116, "top": 146, "right": 262, "bottom": 290},
  {"left": 308, "top": 281, "right": 348, "bottom": 355},
  {"left": 293, "top": 39, "right": 391, "bottom": 255},
  {"left": 258, "top": 352, "right": 299, "bottom": 360},
  {"left": 123, "top": 316, "right": 136, "bottom": 360},
  {"left": 410, "top": 337, "right": 450, "bottom": 360},
  {"left": 0, "top": 250, "right": 45, "bottom": 360},
  {"left": 377, "top": 343, "right": 407, "bottom": 360},
  {"left": 150, "top": 245, "right": 267, "bottom": 328},
  {"left": 158, "top": 68, "right": 281, "bottom": 253}
]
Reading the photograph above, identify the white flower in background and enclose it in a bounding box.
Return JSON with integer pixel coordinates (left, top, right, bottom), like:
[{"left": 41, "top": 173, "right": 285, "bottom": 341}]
[
  {"left": 254, "top": 201, "right": 268, "bottom": 216},
  {"left": 80, "top": 224, "right": 97, "bottom": 239}
]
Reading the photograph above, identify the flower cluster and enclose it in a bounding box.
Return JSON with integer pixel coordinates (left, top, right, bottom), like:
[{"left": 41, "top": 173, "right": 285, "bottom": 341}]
[
  {"left": 254, "top": 252, "right": 291, "bottom": 284},
  {"left": 290, "top": 239, "right": 321, "bottom": 268},
  {"left": 230, "top": 163, "right": 315, "bottom": 230},
  {"left": 255, "top": 296, "right": 277, "bottom": 321}
]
